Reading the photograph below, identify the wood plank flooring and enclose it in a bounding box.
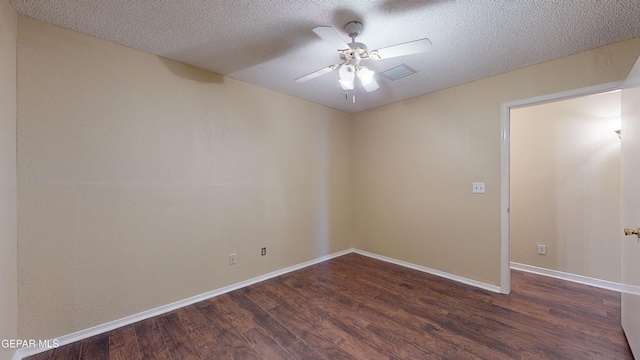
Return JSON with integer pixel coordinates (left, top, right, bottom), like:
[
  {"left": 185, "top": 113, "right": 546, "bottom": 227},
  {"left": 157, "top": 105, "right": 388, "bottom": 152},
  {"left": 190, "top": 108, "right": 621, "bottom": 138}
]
[{"left": 26, "top": 253, "right": 633, "bottom": 359}]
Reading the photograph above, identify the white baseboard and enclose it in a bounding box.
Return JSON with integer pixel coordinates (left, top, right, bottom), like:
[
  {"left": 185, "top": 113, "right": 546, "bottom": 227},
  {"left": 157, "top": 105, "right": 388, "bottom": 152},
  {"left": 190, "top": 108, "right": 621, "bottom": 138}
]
[
  {"left": 14, "top": 248, "right": 500, "bottom": 359},
  {"left": 13, "top": 248, "right": 354, "bottom": 360},
  {"left": 510, "top": 262, "right": 626, "bottom": 293},
  {"left": 354, "top": 249, "right": 502, "bottom": 293}
]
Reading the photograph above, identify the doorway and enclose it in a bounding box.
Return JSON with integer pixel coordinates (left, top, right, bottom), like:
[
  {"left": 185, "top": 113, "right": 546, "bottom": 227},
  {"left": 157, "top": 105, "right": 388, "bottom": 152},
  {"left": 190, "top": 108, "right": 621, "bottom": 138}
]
[
  {"left": 500, "top": 80, "right": 625, "bottom": 294},
  {"left": 510, "top": 91, "right": 621, "bottom": 283}
]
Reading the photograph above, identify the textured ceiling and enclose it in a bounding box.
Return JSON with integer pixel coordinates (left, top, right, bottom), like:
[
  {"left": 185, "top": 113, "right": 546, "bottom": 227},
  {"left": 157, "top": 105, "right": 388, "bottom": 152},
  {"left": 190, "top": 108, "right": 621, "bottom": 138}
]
[{"left": 10, "top": 0, "right": 640, "bottom": 113}]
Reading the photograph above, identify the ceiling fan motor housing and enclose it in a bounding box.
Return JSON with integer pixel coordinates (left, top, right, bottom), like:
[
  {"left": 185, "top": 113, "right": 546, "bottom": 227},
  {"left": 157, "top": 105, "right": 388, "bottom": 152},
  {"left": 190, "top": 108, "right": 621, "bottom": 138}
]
[
  {"left": 344, "top": 22, "right": 369, "bottom": 60},
  {"left": 340, "top": 43, "right": 368, "bottom": 64},
  {"left": 349, "top": 42, "right": 368, "bottom": 55}
]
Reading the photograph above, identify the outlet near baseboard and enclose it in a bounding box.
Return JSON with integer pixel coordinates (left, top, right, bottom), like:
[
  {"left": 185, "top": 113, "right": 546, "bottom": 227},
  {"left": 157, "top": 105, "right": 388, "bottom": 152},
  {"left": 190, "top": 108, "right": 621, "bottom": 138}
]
[
  {"left": 537, "top": 245, "right": 547, "bottom": 255},
  {"left": 261, "top": 247, "right": 266, "bottom": 256}
]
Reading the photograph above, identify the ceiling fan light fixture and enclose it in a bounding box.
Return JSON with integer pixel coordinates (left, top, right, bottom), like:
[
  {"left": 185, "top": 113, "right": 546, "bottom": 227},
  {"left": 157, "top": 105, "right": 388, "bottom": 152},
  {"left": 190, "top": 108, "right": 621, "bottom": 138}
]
[
  {"left": 339, "top": 64, "right": 355, "bottom": 90},
  {"left": 339, "top": 78, "right": 354, "bottom": 90},
  {"left": 298, "top": 21, "right": 431, "bottom": 100},
  {"left": 339, "top": 64, "right": 354, "bottom": 79},
  {"left": 356, "top": 66, "right": 375, "bottom": 85}
]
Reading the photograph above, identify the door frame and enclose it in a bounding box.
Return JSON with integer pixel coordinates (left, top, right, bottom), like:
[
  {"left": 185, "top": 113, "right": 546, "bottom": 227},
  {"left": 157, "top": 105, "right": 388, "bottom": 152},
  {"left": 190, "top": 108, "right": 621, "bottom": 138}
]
[{"left": 499, "top": 80, "right": 625, "bottom": 294}]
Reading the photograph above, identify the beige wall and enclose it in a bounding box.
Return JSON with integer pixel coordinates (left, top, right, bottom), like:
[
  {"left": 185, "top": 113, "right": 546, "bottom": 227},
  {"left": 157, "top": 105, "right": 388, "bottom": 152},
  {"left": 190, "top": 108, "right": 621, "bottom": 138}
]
[
  {"left": 14, "top": 11, "right": 640, "bottom": 342},
  {"left": 17, "top": 18, "right": 352, "bottom": 339},
  {"left": 352, "top": 38, "right": 640, "bottom": 286},
  {"left": 511, "top": 92, "right": 622, "bottom": 282},
  {"left": 0, "top": 1, "right": 18, "bottom": 359}
]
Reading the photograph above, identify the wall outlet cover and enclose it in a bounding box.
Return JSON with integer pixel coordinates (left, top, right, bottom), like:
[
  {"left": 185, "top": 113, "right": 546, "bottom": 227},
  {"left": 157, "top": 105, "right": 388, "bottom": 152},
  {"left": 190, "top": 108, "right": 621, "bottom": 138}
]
[
  {"left": 537, "top": 245, "right": 547, "bottom": 255},
  {"left": 472, "top": 182, "right": 486, "bottom": 194}
]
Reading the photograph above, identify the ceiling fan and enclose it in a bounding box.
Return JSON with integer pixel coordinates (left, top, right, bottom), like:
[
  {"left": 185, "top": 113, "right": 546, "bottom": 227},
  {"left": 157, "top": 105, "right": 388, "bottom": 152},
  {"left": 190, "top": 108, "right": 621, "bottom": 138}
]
[{"left": 296, "top": 21, "right": 432, "bottom": 101}]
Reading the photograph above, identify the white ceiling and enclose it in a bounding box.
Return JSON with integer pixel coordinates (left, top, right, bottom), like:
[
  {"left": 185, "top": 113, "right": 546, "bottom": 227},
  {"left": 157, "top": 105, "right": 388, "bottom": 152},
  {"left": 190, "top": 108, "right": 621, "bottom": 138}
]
[{"left": 10, "top": 0, "right": 640, "bottom": 113}]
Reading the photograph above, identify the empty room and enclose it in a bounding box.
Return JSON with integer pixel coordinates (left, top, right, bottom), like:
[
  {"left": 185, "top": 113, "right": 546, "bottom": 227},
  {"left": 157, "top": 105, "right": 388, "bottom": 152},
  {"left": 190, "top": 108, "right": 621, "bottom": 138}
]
[{"left": 2, "top": 1, "right": 640, "bottom": 359}]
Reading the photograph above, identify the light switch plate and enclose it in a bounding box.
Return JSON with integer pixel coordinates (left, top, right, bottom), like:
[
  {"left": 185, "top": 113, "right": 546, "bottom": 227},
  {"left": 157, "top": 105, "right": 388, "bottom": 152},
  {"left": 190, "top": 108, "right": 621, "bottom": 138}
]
[{"left": 472, "top": 182, "right": 485, "bottom": 194}]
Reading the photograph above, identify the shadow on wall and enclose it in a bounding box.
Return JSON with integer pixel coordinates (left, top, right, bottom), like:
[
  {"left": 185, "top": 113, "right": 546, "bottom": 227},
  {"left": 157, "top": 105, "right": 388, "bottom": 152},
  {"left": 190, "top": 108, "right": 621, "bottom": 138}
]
[
  {"left": 158, "top": 57, "right": 225, "bottom": 84},
  {"left": 159, "top": 19, "right": 320, "bottom": 77},
  {"left": 379, "top": 0, "right": 452, "bottom": 13}
]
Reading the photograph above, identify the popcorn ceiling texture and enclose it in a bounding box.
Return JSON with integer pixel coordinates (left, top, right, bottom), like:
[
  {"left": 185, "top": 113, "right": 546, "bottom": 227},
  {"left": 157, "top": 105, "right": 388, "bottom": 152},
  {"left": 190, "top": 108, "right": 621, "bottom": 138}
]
[{"left": 10, "top": 0, "right": 640, "bottom": 113}]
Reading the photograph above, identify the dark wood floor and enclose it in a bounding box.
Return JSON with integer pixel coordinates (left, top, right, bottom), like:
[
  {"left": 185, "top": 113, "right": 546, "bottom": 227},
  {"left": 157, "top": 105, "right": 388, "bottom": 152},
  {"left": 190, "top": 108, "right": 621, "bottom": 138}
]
[{"left": 26, "top": 253, "right": 633, "bottom": 359}]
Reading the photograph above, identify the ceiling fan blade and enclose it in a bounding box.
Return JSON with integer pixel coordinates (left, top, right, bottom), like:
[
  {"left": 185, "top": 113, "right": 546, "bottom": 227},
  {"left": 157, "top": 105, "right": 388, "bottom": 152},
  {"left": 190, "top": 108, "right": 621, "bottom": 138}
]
[
  {"left": 363, "top": 77, "right": 380, "bottom": 92},
  {"left": 295, "top": 65, "right": 338, "bottom": 83},
  {"left": 373, "top": 38, "right": 432, "bottom": 59},
  {"left": 312, "top": 26, "right": 350, "bottom": 50}
]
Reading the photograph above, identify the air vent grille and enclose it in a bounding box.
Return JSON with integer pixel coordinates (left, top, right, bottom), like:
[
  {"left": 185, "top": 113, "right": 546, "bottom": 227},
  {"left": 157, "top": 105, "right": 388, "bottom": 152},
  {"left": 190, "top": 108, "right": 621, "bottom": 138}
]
[{"left": 380, "top": 64, "right": 417, "bottom": 81}]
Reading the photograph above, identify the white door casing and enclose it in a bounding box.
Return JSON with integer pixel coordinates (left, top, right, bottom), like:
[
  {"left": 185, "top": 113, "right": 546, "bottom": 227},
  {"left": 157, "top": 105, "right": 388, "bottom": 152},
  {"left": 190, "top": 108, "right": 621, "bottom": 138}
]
[
  {"left": 621, "top": 54, "right": 640, "bottom": 357},
  {"left": 500, "top": 80, "right": 625, "bottom": 295}
]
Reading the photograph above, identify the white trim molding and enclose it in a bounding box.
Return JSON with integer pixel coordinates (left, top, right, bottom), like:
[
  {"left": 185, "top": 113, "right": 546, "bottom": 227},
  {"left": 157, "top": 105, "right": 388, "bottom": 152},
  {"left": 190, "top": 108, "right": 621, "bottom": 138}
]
[
  {"left": 511, "top": 262, "right": 626, "bottom": 293},
  {"left": 354, "top": 249, "right": 502, "bottom": 294},
  {"left": 500, "top": 102, "right": 511, "bottom": 295},
  {"left": 499, "top": 80, "right": 626, "bottom": 296},
  {"left": 14, "top": 248, "right": 501, "bottom": 360},
  {"left": 13, "top": 248, "right": 354, "bottom": 360}
]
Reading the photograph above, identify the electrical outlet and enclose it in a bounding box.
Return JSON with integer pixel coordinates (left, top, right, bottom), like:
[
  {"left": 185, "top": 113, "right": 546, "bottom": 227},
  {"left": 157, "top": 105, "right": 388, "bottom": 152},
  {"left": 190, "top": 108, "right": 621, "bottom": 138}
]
[
  {"left": 261, "top": 247, "right": 267, "bottom": 256},
  {"left": 537, "top": 245, "right": 547, "bottom": 255},
  {"left": 472, "top": 182, "right": 486, "bottom": 194},
  {"left": 229, "top": 253, "right": 237, "bottom": 265}
]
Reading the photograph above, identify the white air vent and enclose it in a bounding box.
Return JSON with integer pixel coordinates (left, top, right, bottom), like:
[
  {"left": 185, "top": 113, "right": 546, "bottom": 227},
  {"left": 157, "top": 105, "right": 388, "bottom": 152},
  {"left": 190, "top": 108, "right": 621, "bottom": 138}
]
[{"left": 381, "top": 64, "right": 417, "bottom": 80}]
